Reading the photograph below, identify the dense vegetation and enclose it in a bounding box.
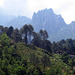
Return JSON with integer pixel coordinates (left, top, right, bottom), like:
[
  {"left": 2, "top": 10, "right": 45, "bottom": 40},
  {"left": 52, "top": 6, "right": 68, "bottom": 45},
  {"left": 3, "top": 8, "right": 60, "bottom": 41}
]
[{"left": 0, "top": 24, "right": 75, "bottom": 75}]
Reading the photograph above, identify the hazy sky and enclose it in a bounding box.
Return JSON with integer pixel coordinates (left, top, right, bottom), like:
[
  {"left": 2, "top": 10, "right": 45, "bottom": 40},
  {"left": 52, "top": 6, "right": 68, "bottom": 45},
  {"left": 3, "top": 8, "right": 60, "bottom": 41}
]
[{"left": 0, "top": 0, "right": 75, "bottom": 24}]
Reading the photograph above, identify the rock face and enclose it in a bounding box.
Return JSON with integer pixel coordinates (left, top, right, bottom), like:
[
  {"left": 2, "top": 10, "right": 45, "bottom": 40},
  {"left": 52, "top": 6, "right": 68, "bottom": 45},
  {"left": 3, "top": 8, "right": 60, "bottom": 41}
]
[
  {"left": 31, "top": 8, "right": 66, "bottom": 32},
  {"left": 31, "top": 9, "right": 75, "bottom": 42},
  {"left": 31, "top": 8, "right": 67, "bottom": 41},
  {"left": 57, "top": 21, "right": 75, "bottom": 41}
]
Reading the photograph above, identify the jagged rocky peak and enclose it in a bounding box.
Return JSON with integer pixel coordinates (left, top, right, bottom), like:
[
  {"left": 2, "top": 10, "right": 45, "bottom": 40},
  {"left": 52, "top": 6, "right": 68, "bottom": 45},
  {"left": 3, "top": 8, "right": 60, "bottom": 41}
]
[
  {"left": 38, "top": 8, "right": 53, "bottom": 13},
  {"left": 31, "top": 8, "right": 66, "bottom": 31},
  {"left": 69, "top": 21, "right": 75, "bottom": 25},
  {"left": 32, "top": 8, "right": 54, "bottom": 17},
  {"left": 33, "top": 12, "right": 36, "bottom": 16},
  {"left": 32, "top": 8, "right": 55, "bottom": 23}
]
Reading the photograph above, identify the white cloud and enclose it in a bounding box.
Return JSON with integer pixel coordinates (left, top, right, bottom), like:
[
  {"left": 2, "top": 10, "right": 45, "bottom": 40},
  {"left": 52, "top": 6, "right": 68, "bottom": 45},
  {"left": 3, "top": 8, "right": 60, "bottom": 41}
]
[
  {"left": 0, "top": 0, "right": 4, "bottom": 8},
  {"left": 2, "top": 0, "right": 28, "bottom": 16},
  {"left": 0, "top": 0, "right": 75, "bottom": 23},
  {"left": 27, "top": 0, "right": 75, "bottom": 23}
]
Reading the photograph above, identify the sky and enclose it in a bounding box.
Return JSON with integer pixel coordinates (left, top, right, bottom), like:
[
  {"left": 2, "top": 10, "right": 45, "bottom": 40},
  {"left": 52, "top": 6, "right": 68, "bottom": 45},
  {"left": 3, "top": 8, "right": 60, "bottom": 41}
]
[{"left": 0, "top": 0, "right": 75, "bottom": 24}]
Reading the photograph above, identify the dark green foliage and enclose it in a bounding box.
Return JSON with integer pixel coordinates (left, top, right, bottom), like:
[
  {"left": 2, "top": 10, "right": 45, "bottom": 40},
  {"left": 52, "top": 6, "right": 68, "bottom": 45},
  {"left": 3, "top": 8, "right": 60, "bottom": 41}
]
[
  {"left": 72, "top": 70, "right": 75, "bottom": 75},
  {"left": 0, "top": 25, "right": 75, "bottom": 75},
  {"left": 0, "top": 25, "right": 4, "bottom": 35},
  {"left": 7, "top": 26, "right": 14, "bottom": 37},
  {"left": 29, "top": 53, "right": 39, "bottom": 65},
  {"left": 32, "top": 32, "right": 41, "bottom": 47},
  {"left": 28, "top": 24, "right": 34, "bottom": 44},
  {"left": 68, "top": 58, "right": 75, "bottom": 70},
  {"left": 61, "top": 52, "right": 69, "bottom": 63},
  {"left": 0, "top": 25, "right": 52, "bottom": 54},
  {"left": 51, "top": 38, "right": 75, "bottom": 55},
  {"left": 32, "top": 30, "right": 52, "bottom": 53},
  {"left": 20, "top": 24, "right": 34, "bottom": 45},
  {"left": 12, "top": 28, "right": 22, "bottom": 42},
  {"left": 13, "top": 66, "right": 26, "bottom": 75},
  {"left": 0, "top": 33, "right": 10, "bottom": 46},
  {"left": 0, "top": 69, "right": 5, "bottom": 75},
  {"left": 39, "top": 30, "right": 48, "bottom": 40},
  {"left": 26, "top": 65, "right": 43, "bottom": 75},
  {"left": 41, "top": 55, "right": 51, "bottom": 69},
  {"left": 45, "top": 67, "right": 62, "bottom": 75},
  {"left": 0, "top": 33, "right": 51, "bottom": 75}
]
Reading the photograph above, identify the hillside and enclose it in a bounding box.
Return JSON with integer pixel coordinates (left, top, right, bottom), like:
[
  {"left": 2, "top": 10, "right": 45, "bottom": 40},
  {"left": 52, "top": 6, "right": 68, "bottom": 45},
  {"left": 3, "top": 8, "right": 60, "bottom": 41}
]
[
  {"left": 0, "top": 33, "right": 75, "bottom": 75},
  {"left": 0, "top": 33, "right": 51, "bottom": 75}
]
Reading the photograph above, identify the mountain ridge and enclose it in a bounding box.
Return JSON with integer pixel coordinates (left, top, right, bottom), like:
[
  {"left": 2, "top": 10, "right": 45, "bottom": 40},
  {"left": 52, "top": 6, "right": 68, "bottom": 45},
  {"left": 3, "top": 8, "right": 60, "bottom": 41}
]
[{"left": 0, "top": 8, "right": 75, "bottom": 42}]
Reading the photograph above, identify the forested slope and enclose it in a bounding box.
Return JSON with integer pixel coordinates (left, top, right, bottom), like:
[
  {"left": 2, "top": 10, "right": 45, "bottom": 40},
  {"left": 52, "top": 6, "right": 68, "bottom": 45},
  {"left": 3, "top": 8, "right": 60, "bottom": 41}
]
[{"left": 0, "top": 24, "right": 75, "bottom": 75}]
